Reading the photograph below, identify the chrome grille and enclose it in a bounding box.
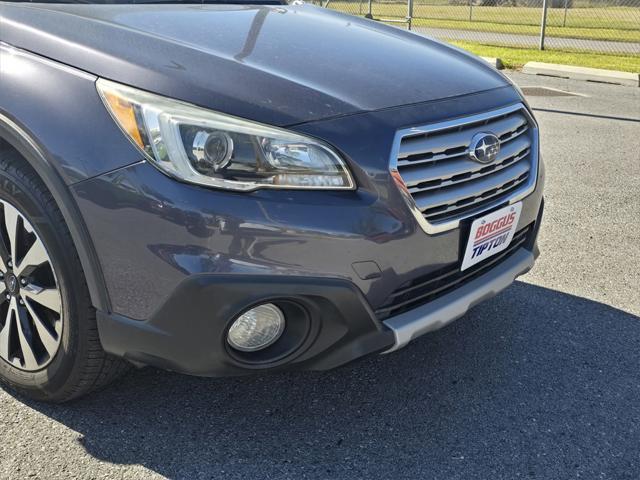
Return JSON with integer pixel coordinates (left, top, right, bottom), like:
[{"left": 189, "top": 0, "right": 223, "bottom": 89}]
[{"left": 391, "top": 103, "right": 538, "bottom": 234}]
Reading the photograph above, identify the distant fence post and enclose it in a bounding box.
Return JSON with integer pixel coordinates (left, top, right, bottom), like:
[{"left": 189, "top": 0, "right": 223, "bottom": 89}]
[
  {"left": 562, "top": 0, "right": 569, "bottom": 27},
  {"left": 469, "top": 0, "right": 473, "bottom": 22},
  {"left": 407, "top": 0, "right": 414, "bottom": 30},
  {"left": 539, "top": 0, "right": 549, "bottom": 50}
]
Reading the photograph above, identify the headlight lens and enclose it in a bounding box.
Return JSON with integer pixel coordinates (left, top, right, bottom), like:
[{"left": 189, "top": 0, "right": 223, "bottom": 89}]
[{"left": 96, "top": 79, "right": 354, "bottom": 191}]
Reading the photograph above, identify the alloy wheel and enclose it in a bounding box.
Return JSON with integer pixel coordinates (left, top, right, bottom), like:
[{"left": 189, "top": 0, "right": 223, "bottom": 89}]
[{"left": 0, "top": 199, "right": 63, "bottom": 371}]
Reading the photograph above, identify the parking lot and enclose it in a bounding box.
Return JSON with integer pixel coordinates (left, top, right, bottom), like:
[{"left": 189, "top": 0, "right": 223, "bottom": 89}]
[{"left": 0, "top": 73, "right": 639, "bottom": 480}]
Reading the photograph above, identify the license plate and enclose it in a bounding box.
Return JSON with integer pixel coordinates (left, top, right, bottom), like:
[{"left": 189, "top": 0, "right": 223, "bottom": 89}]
[{"left": 461, "top": 203, "right": 522, "bottom": 271}]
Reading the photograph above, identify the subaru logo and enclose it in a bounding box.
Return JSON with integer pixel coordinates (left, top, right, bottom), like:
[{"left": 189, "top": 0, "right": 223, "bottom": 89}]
[
  {"left": 469, "top": 132, "right": 500, "bottom": 164},
  {"left": 6, "top": 274, "right": 18, "bottom": 295}
]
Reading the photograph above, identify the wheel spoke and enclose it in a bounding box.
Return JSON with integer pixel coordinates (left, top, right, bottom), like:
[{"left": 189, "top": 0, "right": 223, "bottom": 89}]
[
  {"left": 14, "top": 238, "right": 49, "bottom": 277},
  {"left": 15, "top": 302, "right": 38, "bottom": 370},
  {"left": 0, "top": 239, "right": 8, "bottom": 273},
  {"left": 3, "top": 203, "right": 20, "bottom": 263},
  {"left": 22, "top": 285, "right": 62, "bottom": 314},
  {"left": 0, "top": 203, "right": 13, "bottom": 272},
  {"left": 0, "top": 299, "right": 14, "bottom": 360},
  {"left": 24, "top": 300, "right": 60, "bottom": 357}
]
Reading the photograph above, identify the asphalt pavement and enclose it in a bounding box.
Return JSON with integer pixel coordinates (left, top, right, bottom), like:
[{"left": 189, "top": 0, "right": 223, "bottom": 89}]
[{"left": 0, "top": 73, "right": 639, "bottom": 480}]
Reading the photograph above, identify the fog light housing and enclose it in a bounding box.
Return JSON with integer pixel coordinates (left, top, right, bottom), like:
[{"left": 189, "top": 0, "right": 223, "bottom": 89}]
[{"left": 227, "top": 303, "right": 285, "bottom": 352}]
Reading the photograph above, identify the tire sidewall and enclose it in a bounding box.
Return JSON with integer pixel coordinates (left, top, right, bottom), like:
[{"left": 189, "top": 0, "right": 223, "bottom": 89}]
[{"left": 0, "top": 164, "right": 86, "bottom": 398}]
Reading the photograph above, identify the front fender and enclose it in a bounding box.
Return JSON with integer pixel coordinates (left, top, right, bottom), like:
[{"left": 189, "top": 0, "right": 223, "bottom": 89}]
[{"left": 0, "top": 43, "right": 144, "bottom": 311}]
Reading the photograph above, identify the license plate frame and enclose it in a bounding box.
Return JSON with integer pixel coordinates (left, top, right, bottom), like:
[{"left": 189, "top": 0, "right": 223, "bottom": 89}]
[{"left": 461, "top": 203, "right": 523, "bottom": 271}]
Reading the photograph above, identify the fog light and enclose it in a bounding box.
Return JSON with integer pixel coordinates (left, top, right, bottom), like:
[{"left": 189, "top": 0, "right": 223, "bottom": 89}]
[{"left": 227, "top": 303, "right": 285, "bottom": 352}]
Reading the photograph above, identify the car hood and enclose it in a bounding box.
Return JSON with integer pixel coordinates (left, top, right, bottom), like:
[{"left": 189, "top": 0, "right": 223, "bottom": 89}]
[{"left": 1, "top": 3, "right": 509, "bottom": 126}]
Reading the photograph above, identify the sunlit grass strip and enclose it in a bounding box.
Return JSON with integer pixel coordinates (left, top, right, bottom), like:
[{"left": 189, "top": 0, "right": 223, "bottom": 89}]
[{"left": 450, "top": 40, "right": 640, "bottom": 72}]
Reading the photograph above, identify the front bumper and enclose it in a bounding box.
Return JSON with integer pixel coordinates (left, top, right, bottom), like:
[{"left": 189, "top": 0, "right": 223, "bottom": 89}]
[{"left": 97, "top": 205, "right": 542, "bottom": 376}]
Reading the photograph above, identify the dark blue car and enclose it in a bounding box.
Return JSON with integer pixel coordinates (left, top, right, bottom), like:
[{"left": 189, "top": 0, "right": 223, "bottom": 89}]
[{"left": 0, "top": 0, "right": 544, "bottom": 401}]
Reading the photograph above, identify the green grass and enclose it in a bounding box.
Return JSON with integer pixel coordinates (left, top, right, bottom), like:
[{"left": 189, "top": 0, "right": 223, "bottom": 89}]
[
  {"left": 451, "top": 40, "right": 640, "bottom": 72},
  {"left": 413, "top": 18, "right": 640, "bottom": 43},
  {"left": 327, "top": 3, "right": 640, "bottom": 43}
]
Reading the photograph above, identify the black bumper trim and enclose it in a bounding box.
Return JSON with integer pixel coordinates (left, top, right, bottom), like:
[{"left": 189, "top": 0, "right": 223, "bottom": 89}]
[{"left": 97, "top": 275, "right": 395, "bottom": 376}]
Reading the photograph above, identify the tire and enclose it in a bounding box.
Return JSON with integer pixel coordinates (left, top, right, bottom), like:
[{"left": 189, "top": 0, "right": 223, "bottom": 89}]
[{"left": 0, "top": 146, "right": 129, "bottom": 402}]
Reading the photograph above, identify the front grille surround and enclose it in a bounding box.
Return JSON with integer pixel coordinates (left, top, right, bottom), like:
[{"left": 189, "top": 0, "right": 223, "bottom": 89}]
[{"left": 390, "top": 103, "right": 539, "bottom": 234}]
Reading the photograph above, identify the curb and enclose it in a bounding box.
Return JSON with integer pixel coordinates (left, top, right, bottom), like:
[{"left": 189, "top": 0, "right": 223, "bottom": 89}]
[
  {"left": 481, "top": 56, "right": 504, "bottom": 70},
  {"left": 522, "top": 61, "right": 639, "bottom": 87}
]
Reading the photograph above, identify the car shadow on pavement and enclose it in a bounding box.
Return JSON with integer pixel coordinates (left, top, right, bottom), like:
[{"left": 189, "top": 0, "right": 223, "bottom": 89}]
[{"left": 12, "top": 281, "right": 640, "bottom": 479}]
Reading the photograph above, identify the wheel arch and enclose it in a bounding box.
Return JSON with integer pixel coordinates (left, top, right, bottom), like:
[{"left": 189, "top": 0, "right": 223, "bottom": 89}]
[{"left": 0, "top": 113, "right": 111, "bottom": 313}]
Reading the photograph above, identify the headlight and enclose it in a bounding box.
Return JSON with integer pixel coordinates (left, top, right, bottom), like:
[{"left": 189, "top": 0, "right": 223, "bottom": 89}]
[{"left": 96, "top": 79, "right": 354, "bottom": 191}]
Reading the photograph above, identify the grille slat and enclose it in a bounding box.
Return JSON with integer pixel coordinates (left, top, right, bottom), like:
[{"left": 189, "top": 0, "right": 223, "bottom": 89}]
[
  {"left": 413, "top": 161, "right": 530, "bottom": 212},
  {"left": 408, "top": 148, "right": 529, "bottom": 196},
  {"left": 396, "top": 124, "right": 529, "bottom": 169},
  {"left": 403, "top": 134, "right": 532, "bottom": 191},
  {"left": 398, "top": 112, "right": 528, "bottom": 160},
  {"left": 394, "top": 105, "right": 536, "bottom": 229},
  {"left": 423, "top": 173, "right": 529, "bottom": 223}
]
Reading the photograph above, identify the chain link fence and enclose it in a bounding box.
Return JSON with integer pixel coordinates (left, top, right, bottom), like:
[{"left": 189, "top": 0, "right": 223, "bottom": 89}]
[{"left": 320, "top": 0, "right": 640, "bottom": 55}]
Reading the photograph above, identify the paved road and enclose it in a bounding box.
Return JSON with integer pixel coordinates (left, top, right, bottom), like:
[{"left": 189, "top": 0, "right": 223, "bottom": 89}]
[
  {"left": 413, "top": 26, "right": 640, "bottom": 55},
  {"left": 0, "top": 74, "right": 639, "bottom": 480}
]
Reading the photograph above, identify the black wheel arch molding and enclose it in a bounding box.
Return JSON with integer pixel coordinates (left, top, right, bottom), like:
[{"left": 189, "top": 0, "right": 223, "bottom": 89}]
[{"left": 0, "top": 112, "right": 111, "bottom": 313}]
